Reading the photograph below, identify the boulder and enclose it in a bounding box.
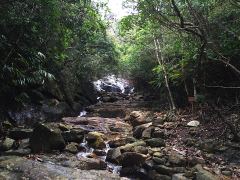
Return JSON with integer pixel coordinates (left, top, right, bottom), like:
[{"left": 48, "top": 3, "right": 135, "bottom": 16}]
[
  {"left": 0, "top": 138, "right": 14, "bottom": 151},
  {"left": 195, "top": 164, "right": 218, "bottom": 180},
  {"left": 108, "top": 137, "right": 136, "bottom": 148},
  {"left": 133, "top": 123, "right": 152, "bottom": 139},
  {"left": 30, "top": 123, "right": 66, "bottom": 153},
  {"left": 120, "top": 152, "right": 147, "bottom": 167},
  {"left": 134, "top": 146, "right": 148, "bottom": 155},
  {"left": 8, "top": 128, "right": 33, "bottom": 140},
  {"left": 106, "top": 148, "right": 122, "bottom": 164},
  {"left": 62, "top": 130, "right": 84, "bottom": 143},
  {"left": 119, "top": 140, "right": 146, "bottom": 153},
  {"left": 85, "top": 132, "right": 106, "bottom": 149},
  {"left": 127, "top": 111, "right": 153, "bottom": 127},
  {"left": 145, "top": 138, "right": 165, "bottom": 147},
  {"left": 155, "top": 165, "right": 186, "bottom": 176},
  {"left": 142, "top": 127, "right": 154, "bottom": 139},
  {"left": 168, "top": 151, "right": 186, "bottom": 166},
  {"left": 77, "top": 157, "right": 107, "bottom": 170},
  {"left": 172, "top": 173, "right": 190, "bottom": 180},
  {"left": 65, "top": 143, "right": 79, "bottom": 154}
]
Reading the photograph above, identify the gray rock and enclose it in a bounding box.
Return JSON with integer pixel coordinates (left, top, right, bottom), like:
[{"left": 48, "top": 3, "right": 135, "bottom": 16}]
[
  {"left": 65, "top": 143, "right": 79, "bottom": 154},
  {"left": 106, "top": 148, "right": 122, "bottom": 164},
  {"left": 120, "top": 140, "right": 146, "bottom": 153},
  {"left": 30, "top": 123, "right": 66, "bottom": 153},
  {"left": 152, "top": 157, "right": 166, "bottom": 165},
  {"left": 62, "top": 130, "right": 84, "bottom": 143},
  {"left": 134, "top": 146, "right": 148, "bottom": 154},
  {"left": 168, "top": 151, "right": 186, "bottom": 166},
  {"left": 77, "top": 157, "right": 107, "bottom": 170},
  {"left": 187, "top": 120, "right": 200, "bottom": 127},
  {"left": 0, "top": 138, "right": 14, "bottom": 151},
  {"left": 142, "top": 127, "right": 154, "bottom": 139},
  {"left": 145, "top": 138, "right": 165, "bottom": 147},
  {"left": 172, "top": 173, "right": 190, "bottom": 180},
  {"left": 8, "top": 128, "right": 33, "bottom": 140},
  {"left": 3, "top": 148, "right": 31, "bottom": 156},
  {"left": 195, "top": 164, "right": 218, "bottom": 180},
  {"left": 120, "top": 152, "right": 147, "bottom": 167},
  {"left": 154, "top": 165, "right": 186, "bottom": 176}
]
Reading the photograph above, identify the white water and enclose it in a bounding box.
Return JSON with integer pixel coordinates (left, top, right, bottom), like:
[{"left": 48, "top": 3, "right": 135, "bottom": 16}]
[{"left": 93, "top": 75, "right": 134, "bottom": 94}]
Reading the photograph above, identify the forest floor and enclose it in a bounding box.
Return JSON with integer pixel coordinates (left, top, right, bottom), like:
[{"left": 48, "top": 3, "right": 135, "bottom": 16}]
[{"left": 0, "top": 92, "right": 239, "bottom": 179}]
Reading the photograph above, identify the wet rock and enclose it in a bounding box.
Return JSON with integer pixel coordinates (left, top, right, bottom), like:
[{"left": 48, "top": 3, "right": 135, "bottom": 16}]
[
  {"left": 30, "top": 123, "right": 66, "bottom": 153},
  {"left": 58, "top": 123, "right": 71, "bottom": 131},
  {"left": 134, "top": 146, "right": 148, "bottom": 154},
  {"left": 93, "top": 150, "right": 106, "bottom": 156},
  {"left": 0, "top": 138, "right": 14, "bottom": 151},
  {"left": 142, "top": 127, "right": 154, "bottom": 139},
  {"left": 153, "top": 157, "right": 166, "bottom": 165},
  {"left": 148, "top": 170, "right": 171, "bottom": 180},
  {"left": 187, "top": 120, "right": 200, "bottom": 127},
  {"left": 169, "top": 151, "right": 186, "bottom": 166},
  {"left": 106, "top": 148, "right": 122, "bottom": 164},
  {"left": 120, "top": 152, "right": 147, "bottom": 167},
  {"left": 127, "top": 111, "right": 153, "bottom": 127},
  {"left": 133, "top": 123, "right": 152, "bottom": 139},
  {"left": 120, "top": 167, "right": 148, "bottom": 179},
  {"left": 8, "top": 128, "right": 33, "bottom": 140},
  {"left": 155, "top": 165, "right": 186, "bottom": 176},
  {"left": 145, "top": 138, "right": 165, "bottom": 147},
  {"left": 65, "top": 143, "right": 79, "bottom": 154},
  {"left": 77, "top": 157, "right": 107, "bottom": 170},
  {"left": 62, "top": 130, "right": 84, "bottom": 143},
  {"left": 42, "top": 101, "right": 72, "bottom": 121},
  {"left": 152, "top": 128, "right": 165, "bottom": 138},
  {"left": 172, "top": 173, "right": 190, "bottom": 180},
  {"left": 221, "top": 171, "right": 232, "bottom": 176},
  {"left": 108, "top": 137, "right": 136, "bottom": 148},
  {"left": 0, "top": 156, "right": 121, "bottom": 179},
  {"left": 85, "top": 132, "right": 106, "bottom": 149},
  {"left": 195, "top": 164, "right": 218, "bottom": 180},
  {"left": 2, "top": 148, "right": 31, "bottom": 156},
  {"left": 120, "top": 140, "right": 146, "bottom": 153}
]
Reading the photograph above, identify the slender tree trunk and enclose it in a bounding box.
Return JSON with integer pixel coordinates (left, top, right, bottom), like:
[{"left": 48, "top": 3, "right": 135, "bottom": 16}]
[{"left": 154, "top": 36, "right": 176, "bottom": 110}]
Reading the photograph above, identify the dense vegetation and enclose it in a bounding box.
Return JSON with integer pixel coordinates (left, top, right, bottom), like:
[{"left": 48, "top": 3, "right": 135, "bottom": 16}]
[
  {"left": 0, "top": 0, "right": 118, "bottom": 113},
  {"left": 1, "top": 0, "right": 240, "bottom": 113},
  {"left": 118, "top": 0, "right": 240, "bottom": 109}
]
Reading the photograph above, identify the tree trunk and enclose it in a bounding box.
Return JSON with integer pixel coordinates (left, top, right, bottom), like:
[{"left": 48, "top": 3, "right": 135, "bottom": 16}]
[{"left": 154, "top": 36, "right": 176, "bottom": 110}]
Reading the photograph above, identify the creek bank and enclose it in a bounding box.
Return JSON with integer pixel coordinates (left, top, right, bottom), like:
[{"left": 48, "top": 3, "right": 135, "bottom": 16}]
[{"left": 0, "top": 90, "right": 239, "bottom": 179}]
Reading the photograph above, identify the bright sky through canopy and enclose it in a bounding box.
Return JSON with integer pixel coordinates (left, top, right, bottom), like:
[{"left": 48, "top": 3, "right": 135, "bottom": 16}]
[{"left": 108, "top": 0, "right": 129, "bottom": 19}]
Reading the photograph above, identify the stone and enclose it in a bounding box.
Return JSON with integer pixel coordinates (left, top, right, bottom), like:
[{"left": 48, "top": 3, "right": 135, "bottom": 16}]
[
  {"left": 172, "top": 173, "right": 190, "bottom": 180},
  {"left": 145, "top": 138, "right": 165, "bottom": 147},
  {"left": 127, "top": 111, "right": 153, "bottom": 127},
  {"left": 120, "top": 166, "right": 148, "bottom": 179},
  {"left": 119, "top": 140, "right": 146, "bottom": 153},
  {"left": 155, "top": 165, "right": 186, "bottom": 176},
  {"left": 152, "top": 117, "right": 166, "bottom": 126},
  {"left": 120, "top": 152, "right": 147, "bottom": 167},
  {"left": 30, "top": 123, "right": 66, "bottom": 153},
  {"left": 0, "top": 138, "right": 14, "bottom": 151},
  {"left": 221, "top": 171, "right": 232, "bottom": 176},
  {"left": 2, "top": 148, "right": 31, "bottom": 156},
  {"left": 108, "top": 137, "right": 136, "bottom": 148},
  {"left": 65, "top": 143, "right": 79, "bottom": 154},
  {"left": 58, "top": 123, "right": 71, "bottom": 131},
  {"left": 8, "top": 128, "right": 33, "bottom": 140},
  {"left": 62, "top": 130, "right": 84, "bottom": 143},
  {"left": 169, "top": 151, "right": 186, "bottom": 166},
  {"left": 148, "top": 170, "right": 171, "bottom": 180},
  {"left": 187, "top": 120, "right": 200, "bottom": 127},
  {"left": 106, "top": 148, "right": 122, "bottom": 164},
  {"left": 85, "top": 132, "right": 106, "bottom": 149},
  {"left": 195, "top": 164, "right": 218, "bottom": 180},
  {"left": 152, "top": 128, "right": 165, "bottom": 138},
  {"left": 153, "top": 157, "right": 166, "bottom": 165},
  {"left": 134, "top": 146, "right": 148, "bottom": 154},
  {"left": 142, "top": 127, "right": 154, "bottom": 139},
  {"left": 93, "top": 150, "right": 106, "bottom": 156},
  {"left": 77, "top": 157, "right": 107, "bottom": 170}
]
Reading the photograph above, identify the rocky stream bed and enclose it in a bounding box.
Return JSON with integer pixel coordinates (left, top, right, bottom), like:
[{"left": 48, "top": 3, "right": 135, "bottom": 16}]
[{"left": 0, "top": 91, "right": 240, "bottom": 180}]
